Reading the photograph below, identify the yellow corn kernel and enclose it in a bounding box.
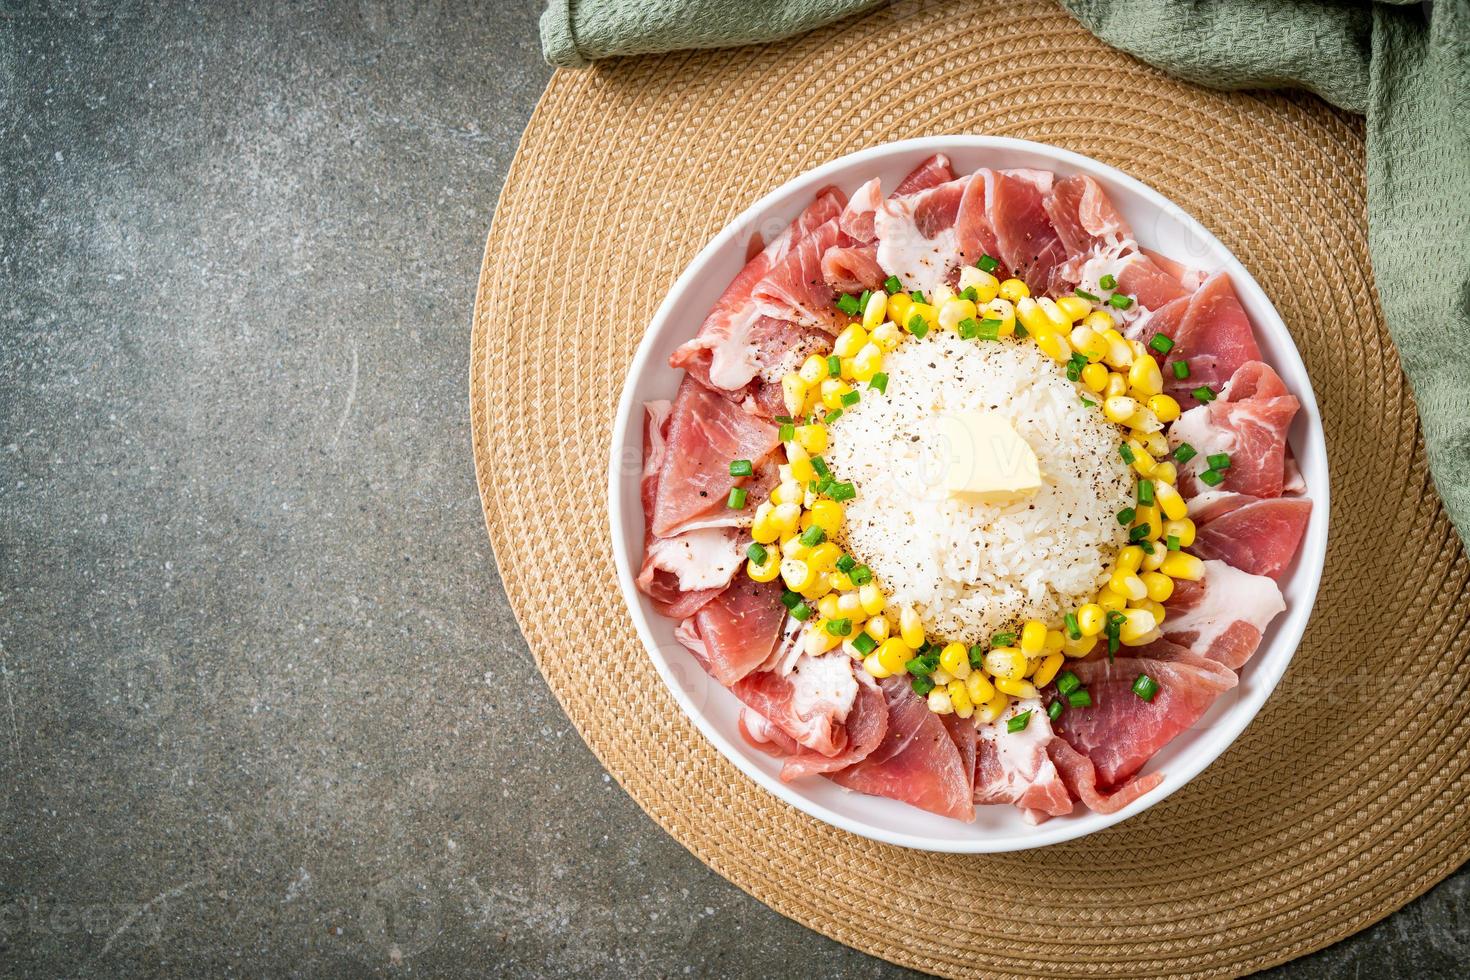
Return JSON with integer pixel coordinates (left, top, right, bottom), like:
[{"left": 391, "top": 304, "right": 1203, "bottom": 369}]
[
  {"left": 1147, "top": 393, "right": 1181, "bottom": 423},
  {"left": 1097, "top": 587, "right": 1128, "bottom": 612},
  {"left": 1063, "top": 632, "right": 1097, "bottom": 658},
  {"left": 980, "top": 298, "right": 1016, "bottom": 337},
  {"left": 1152, "top": 461, "right": 1179, "bottom": 486},
  {"left": 1133, "top": 597, "right": 1167, "bottom": 626},
  {"left": 1118, "top": 545, "right": 1145, "bottom": 572},
  {"left": 1124, "top": 438, "right": 1156, "bottom": 476},
  {"left": 899, "top": 605, "right": 924, "bottom": 648},
  {"left": 1138, "top": 430, "right": 1169, "bottom": 458},
  {"left": 834, "top": 323, "right": 868, "bottom": 358},
  {"left": 1044, "top": 629, "right": 1065, "bottom": 654},
  {"left": 938, "top": 297, "right": 978, "bottom": 333},
  {"left": 798, "top": 354, "right": 827, "bottom": 385},
  {"left": 1128, "top": 354, "right": 1164, "bottom": 397},
  {"left": 828, "top": 570, "right": 854, "bottom": 592},
  {"left": 886, "top": 291, "right": 913, "bottom": 326},
  {"left": 800, "top": 571, "right": 833, "bottom": 600},
  {"left": 870, "top": 321, "right": 902, "bottom": 352},
  {"left": 794, "top": 423, "right": 828, "bottom": 455},
  {"left": 1162, "top": 517, "right": 1196, "bottom": 548},
  {"left": 974, "top": 691, "right": 1009, "bottom": 724},
  {"left": 770, "top": 479, "right": 803, "bottom": 507},
  {"left": 804, "top": 623, "right": 842, "bottom": 655},
  {"left": 948, "top": 680, "right": 974, "bottom": 718},
  {"left": 1016, "top": 297, "right": 1056, "bottom": 335},
  {"left": 1117, "top": 608, "right": 1159, "bottom": 645},
  {"left": 932, "top": 668, "right": 953, "bottom": 686},
  {"left": 750, "top": 503, "right": 780, "bottom": 543},
  {"left": 851, "top": 342, "right": 884, "bottom": 383},
  {"left": 905, "top": 302, "right": 937, "bottom": 332},
  {"left": 1099, "top": 329, "right": 1131, "bottom": 367},
  {"left": 1105, "top": 371, "right": 1129, "bottom": 399},
  {"left": 1154, "top": 480, "right": 1188, "bottom": 521},
  {"left": 819, "top": 378, "right": 851, "bottom": 410},
  {"left": 1134, "top": 504, "right": 1162, "bottom": 540},
  {"left": 1110, "top": 568, "right": 1148, "bottom": 601},
  {"left": 1160, "top": 551, "right": 1205, "bottom": 581},
  {"left": 998, "top": 277, "right": 1030, "bottom": 302},
  {"left": 1070, "top": 326, "right": 1109, "bottom": 362},
  {"left": 1077, "top": 602, "right": 1105, "bottom": 636},
  {"left": 863, "top": 651, "right": 891, "bottom": 679},
  {"left": 862, "top": 292, "right": 887, "bottom": 331},
  {"left": 965, "top": 671, "right": 995, "bottom": 705},
  {"left": 787, "top": 443, "right": 816, "bottom": 483},
  {"left": 876, "top": 638, "right": 911, "bottom": 674},
  {"left": 1032, "top": 652, "right": 1065, "bottom": 688},
  {"left": 983, "top": 646, "right": 1027, "bottom": 681},
  {"left": 864, "top": 616, "right": 891, "bottom": 644},
  {"left": 1083, "top": 309, "right": 1115, "bottom": 332},
  {"left": 930, "top": 284, "right": 955, "bottom": 308},
  {"left": 859, "top": 582, "right": 885, "bottom": 616},
  {"left": 1140, "top": 570, "right": 1174, "bottom": 603},
  {"left": 807, "top": 499, "right": 844, "bottom": 536},
  {"left": 927, "top": 687, "right": 954, "bottom": 714},
  {"left": 836, "top": 592, "right": 863, "bottom": 620},
  {"left": 1141, "top": 545, "right": 1168, "bottom": 571},
  {"left": 995, "top": 677, "right": 1039, "bottom": 699},
  {"left": 806, "top": 542, "right": 842, "bottom": 574},
  {"left": 1020, "top": 619, "right": 1047, "bottom": 655},
  {"left": 771, "top": 502, "right": 802, "bottom": 534},
  {"left": 781, "top": 373, "right": 807, "bottom": 415},
  {"left": 1081, "top": 362, "right": 1109, "bottom": 392},
  {"left": 939, "top": 642, "right": 971, "bottom": 679},
  {"left": 779, "top": 533, "right": 809, "bottom": 560},
  {"left": 1034, "top": 327, "right": 1072, "bottom": 363},
  {"left": 817, "top": 594, "right": 841, "bottom": 620},
  {"left": 1056, "top": 295, "right": 1092, "bottom": 323},
  {"left": 1103, "top": 395, "right": 1139, "bottom": 424},
  {"left": 747, "top": 553, "right": 780, "bottom": 582},
  {"left": 958, "top": 266, "right": 1001, "bottom": 303},
  {"left": 780, "top": 557, "right": 814, "bottom": 591}
]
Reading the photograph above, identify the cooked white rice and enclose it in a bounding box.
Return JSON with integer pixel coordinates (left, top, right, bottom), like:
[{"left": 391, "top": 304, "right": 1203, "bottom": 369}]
[{"left": 825, "top": 332, "right": 1130, "bottom": 645}]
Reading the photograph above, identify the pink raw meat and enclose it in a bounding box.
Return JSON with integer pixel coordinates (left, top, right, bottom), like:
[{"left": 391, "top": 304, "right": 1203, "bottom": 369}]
[
  {"left": 1163, "top": 272, "right": 1264, "bottom": 401},
  {"left": 1046, "top": 738, "right": 1164, "bottom": 815},
  {"left": 1170, "top": 360, "right": 1300, "bottom": 499},
  {"left": 675, "top": 578, "right": 789, "bottom": 687},
  {"left": 1190, "top": 492, "right": 1313, "bottom": 579},
  {"left": 821, "top": 243, "right": 886, "bottom": 293},
  {"left": 1044, "top": 174, "right": 1132, "bottom": 259},
  {"left": 1141, "top": 560, "right": 1286, "bottom": 670},
  {"left": 751, "top": 216, "right": 850, "bottom": 330},
  {"left": 733, "top": 653, "right": 862, "bottom": 758},
  {"left": 972, "top": 710, "right": 1074, "bottom": 821},
  {"left": 740, "top": 672, "right": 889, "bottom": 781},
  {"left": 985, "top": 169, "right": 1068, "bottom": 295}
]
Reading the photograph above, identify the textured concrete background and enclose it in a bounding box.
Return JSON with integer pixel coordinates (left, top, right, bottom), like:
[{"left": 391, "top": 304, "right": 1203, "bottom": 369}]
[{"left": 1, "top": 1, "right": 1465, "bottom": 976}]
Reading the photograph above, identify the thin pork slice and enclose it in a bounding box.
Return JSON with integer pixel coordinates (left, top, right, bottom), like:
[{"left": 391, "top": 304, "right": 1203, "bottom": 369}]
[
  {"left": 837, "top": 155, "right": 956, "bottom": 246},
  {"left": 1044, "top": 174, "right": 1133, "bottom": 275},
  {"left": 670, "top": 187, "right": 845, "bottom": 395},
  {"left": 1145, "top": 560, "right": 1285, "bottom": 670},
  {"left": 1189, "top": 491, "right": 1313, "bottom": 579},
  {"left": 751, "top": 216, "right": 849, "bottom": 330},
  {"left": 650, "top": 375, "right": 780, "bottom": 537},
  {"left": 822, "top": 243, "right": 887, "bottom": 293},
  {"left": 873, "top": 176, "right": 971, "bottom": 299},
  {"left": 972, "top": 701, "right": 1073, "bottom": 821},
  {"left": 1055, "top": 646, "right": 1237, "bottom": 788},
  {"left": 1116, "top": 253, "right": 1193, "bottom": 310},
  {"left": 1161, "top": 272, "right": 1263, "bottom": 401},
  {"left": 893, "top": 153, "right": 955, "bottom": 196},
  {"left": 740, "top": 671, "right": 888, "bottom": 781},
  {"left": 827, "top": 675, "right": 975, "bottom": 822},
  {"left": 984, "top": 168, "right": 1068, "bottom": 295},
  {"left": 1169, "top": 360, "right": 1299, "bottom": 499},
  {"left": 1047, "top": 738, "right": 1164, "bottom": 815},
  {"left": 732, "top": 651, "right": 862, "bottom": 757},
  {"left": 675, "top": 578, "right": 789, "bottom": 686}
]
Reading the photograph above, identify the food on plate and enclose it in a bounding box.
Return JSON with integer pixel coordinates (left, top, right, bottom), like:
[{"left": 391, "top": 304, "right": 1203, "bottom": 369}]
[{"left": 638, "top": 155, "right": 1312, "bottom": 824}]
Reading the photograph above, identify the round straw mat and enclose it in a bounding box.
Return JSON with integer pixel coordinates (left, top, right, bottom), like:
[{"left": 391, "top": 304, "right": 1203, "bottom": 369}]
[{"left": 471, "top": 1, "right": 1470, "bottom": 976}]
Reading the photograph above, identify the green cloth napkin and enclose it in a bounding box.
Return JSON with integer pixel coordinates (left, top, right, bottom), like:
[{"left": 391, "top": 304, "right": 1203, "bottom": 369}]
[{"left": 542, "top": 0, "right": 1470, "bottom": 545}]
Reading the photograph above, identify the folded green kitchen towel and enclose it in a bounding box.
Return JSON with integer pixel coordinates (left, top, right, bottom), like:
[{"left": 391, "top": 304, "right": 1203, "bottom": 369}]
[{"left": 541, "top": 0, "right": 1470, "bottom": 545}]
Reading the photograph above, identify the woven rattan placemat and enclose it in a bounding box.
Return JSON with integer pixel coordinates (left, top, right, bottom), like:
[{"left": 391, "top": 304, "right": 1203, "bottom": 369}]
[{"left": 470, "top": 2, "right": 1470, "bottom": 975}]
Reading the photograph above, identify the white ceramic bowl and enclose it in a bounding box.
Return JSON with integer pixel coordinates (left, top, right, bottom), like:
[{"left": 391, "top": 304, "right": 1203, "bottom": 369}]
[{"left": 608, "top": 136, "right": 1329, "bottom": 852}]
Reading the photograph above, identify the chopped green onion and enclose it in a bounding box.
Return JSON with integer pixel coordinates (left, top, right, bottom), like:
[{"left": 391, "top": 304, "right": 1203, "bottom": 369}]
[
  {"left": 1167, "top": 534, "right": 1181, "bottom": 551},
  {"left": 727, "top": 487, "right": 747, "bottom": 509},
  {"left": 1128, "top": 523, "right": 1151, "bottom": 542},
  {"left": 778, "top": 422, "right": 795, "bottom": 442},
  {"left": 780, "top": 590, "right": 802, "bottom": 610},
  {"left": 1080, "top": 396, "right": 1097, "bottom": 407},
  {"left": 1137, "top": 479, "right": 1154, "bottom": 506},
  {"left": 977, "top": 255, "right": 999, "bottom": 273},
  {"left": 1108, "top": 293, "right": 1134, "bottom": 310},
  {"left": 882, "top": 275, "right": 903, "bottom": 295},
  {"left": 992, "top": 632, "right": 1016, "bottom": 647},
  {"left": 910, "top": 675, "right": 935, "bottom": 696},
  {"left": 1098, "top": 273, "right": 1117, "bottom": 290},
  {"left": 1173, "top": 443, "right": 1197, "bottom": 463},
  {"left": 960, "top": 286, "right": 979, "bottom": 303},
  {"left": 849, "top": 564, "right": 873, "bottom": 585},
  {"left": 1207, "top": 452, "right": 1232, "bottom": 470},
  {"left": 853, "top": 632, "right": 877, "bottom": 656},
  {"left": 1171, "top": 360, "right": 1190, "bottom": 379},
  {"left": 773, "top": 414, "right": 793, "bottom": 424},
  {"left": 823, "top": 409, "right": 843, "bottom": 424},
  {"left": 1132, "top": 674, "right": 1160, "bottom": 701},
  {"left": 1117, "top": 507, "right": 1136, "bottom": 526},
  {"left": 957, "top": 317, "right": 981, "bottom": 340},
  {"left": 729, "top": 459, "right": 753, "bottom": 477},
  {"left": 1066, "top": 361, "right": 1082, "bottom": 382},
  {"left": 968, "top": 645, "right": 985, "bottom": 668},
  {"left": 1191, "top": 385, "right": 1216, "bottom": 403},
  {"left": 905, "top": 655, "right": 934, "bottom": 676},
  {"left": 1007, "top": 710, "right": 1033, "bottom": 733},
  {"left": 1075, "top": 289, "right": 1101, "bottom": 302},
  {"left": 746, "top": 543, "right": 768, "bottom": 565},
  {"left": 1047, "top": 700, "right": 1064, "bottom": 721},
  {"left": 836, "top": 554, "right": 857, "bottom": 573},
  {"left": 799, "top": 525, "right": 826, "bottom": 547},
  {"left": 858, "top": 290, "right": 872, "bottom": 312},
  {"left": 1119, "top": 443, "right": 1136, "bottom": 464},
  {"left": 789, "top": 600, "right": 812, "bottom": 622},
  {"left": 826, "top": 617, "right": 852, "bottom": 637},
  {"left": 836, "top": 294, "right": 861, "bottom": 316},
  {"left": 977, "top": 318, "right": 1002, "bottom": 341},
  {"left": 1139, "top": 540, "right": 1155, "bottom": 555},
  {"left": 910, "top": 290, "right": 926, "bottom": 304},
  {"left": 1064, "top": 612, "right": 1081, "bottom": 640},
  {"left": 1013, "top": 324, "right": 1029, "bottom": 338},
  {"left": 827, "top": 354, "right": 841, "bottom": 377},
  {"left": 830, "top": 481, "right": 857, "bottom": 502},
  {"left": 840, "top": 389, "right": 860, "bottom": 408},
  {"left": 1148, "top": 333, "right": 1175, "bottom": 354},
  {"left": 811, "top": 455, "right": 830, "bottom": 478},
  {"left": 1199, "top": 468, "right": 1225, "bottom": 486},
  {"left": 869, "top": 372, "right": 889, "bottom": 394},
  {"left": 1066, "top": 689, "right": 1093, "bottom": 708},
  {"left": 1057, "top": 671, "right": 1081, "bottom": 695},
  {"left": 907, "top": 314, "right": 929, "bottom": 338}
]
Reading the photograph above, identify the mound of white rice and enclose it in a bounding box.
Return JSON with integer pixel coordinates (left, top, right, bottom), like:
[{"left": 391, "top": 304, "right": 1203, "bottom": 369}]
[{"left": 826, "top": 332, "right": 1130, "bottom": 645}]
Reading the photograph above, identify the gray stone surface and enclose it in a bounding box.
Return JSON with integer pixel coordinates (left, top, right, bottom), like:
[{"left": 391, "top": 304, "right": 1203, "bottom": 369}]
[{"left": 0, "top": 1, "right": 1463, "bottom": 976}]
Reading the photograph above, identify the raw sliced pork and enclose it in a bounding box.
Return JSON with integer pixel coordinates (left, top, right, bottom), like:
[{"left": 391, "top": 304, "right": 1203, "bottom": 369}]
[
  {"left": 733, "top": 652, "right": 862, "bottom": 757},
  {"left": 740, "top": 669, "right": 888, "bottom": 781},
  {"left": 1188, "top": 492, "right": 1312, "bottom": 579},
  {"left": 751, "top": 216, "right": 850, "bottom": 330},
  {"left": 1169, "top": 360, "right": 1299, "bottom": 499},
  {"left": 675, "top": 578, "right": 789, "bottom": 686},
  {"left": 972, "top": 702, "right": 1073, "bottom": 822},
  {"left": 1144, "top": 560, "right": 1285, "bottom": 670}
]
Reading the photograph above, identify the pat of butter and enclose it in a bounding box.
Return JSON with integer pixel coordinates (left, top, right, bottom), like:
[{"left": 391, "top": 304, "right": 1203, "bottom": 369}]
[{"left": 935, "top": 410, "right": 1042, "bottom": 503}]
